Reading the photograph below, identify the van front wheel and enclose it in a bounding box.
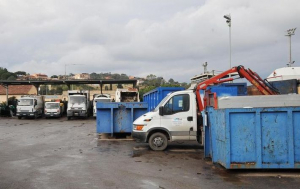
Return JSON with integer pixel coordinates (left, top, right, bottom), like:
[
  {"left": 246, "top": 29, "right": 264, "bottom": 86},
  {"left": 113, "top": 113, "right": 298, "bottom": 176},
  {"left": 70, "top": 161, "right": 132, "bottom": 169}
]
[{"left": 149, "top": 132, "right": 168, "bottom": 151}]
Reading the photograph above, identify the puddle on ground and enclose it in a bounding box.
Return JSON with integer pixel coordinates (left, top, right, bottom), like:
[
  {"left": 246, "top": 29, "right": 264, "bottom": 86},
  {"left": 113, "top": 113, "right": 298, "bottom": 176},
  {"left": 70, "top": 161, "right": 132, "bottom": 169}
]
[{"left": 212, "top": 166, "right": 243, "bottom": 185}]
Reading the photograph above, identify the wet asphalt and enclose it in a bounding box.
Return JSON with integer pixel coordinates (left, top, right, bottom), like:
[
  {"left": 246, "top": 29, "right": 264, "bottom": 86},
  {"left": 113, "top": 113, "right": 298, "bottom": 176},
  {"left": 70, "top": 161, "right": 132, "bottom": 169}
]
[{"left": 0, "top": 117, "right": 300, "bottom": 189}]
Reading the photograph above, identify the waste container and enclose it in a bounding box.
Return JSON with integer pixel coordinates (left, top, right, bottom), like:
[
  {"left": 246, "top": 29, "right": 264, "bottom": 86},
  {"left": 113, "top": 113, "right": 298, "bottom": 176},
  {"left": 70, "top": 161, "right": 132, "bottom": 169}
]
[
  {"left": 143, "top": 87, "right": 185, "bottom": 112},
  {"left": 96, "top": 102, "right": 148, "bottom": 134},
  {"left": 205, "top": 106, "right": 300, "bottom": 169}
]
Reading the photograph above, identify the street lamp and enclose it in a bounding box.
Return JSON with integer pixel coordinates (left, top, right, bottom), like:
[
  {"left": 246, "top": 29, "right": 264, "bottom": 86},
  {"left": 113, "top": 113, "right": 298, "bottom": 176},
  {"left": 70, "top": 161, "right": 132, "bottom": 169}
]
[
  {"left": 224, "top": 14, "right": 232, "bottom": 79},
  {"left": 285, "top": 28, "right": 296, "bottom": 67}
]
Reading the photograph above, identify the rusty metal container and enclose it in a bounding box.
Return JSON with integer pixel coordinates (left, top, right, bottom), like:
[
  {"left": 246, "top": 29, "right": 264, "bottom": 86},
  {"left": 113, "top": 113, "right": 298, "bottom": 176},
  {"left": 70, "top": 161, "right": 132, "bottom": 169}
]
[
  {"left": 96, "top": 102, "right": 148, "bottom": 134},
  {"left": 205, "top": 106, "right": 300, "bottom": 169}
]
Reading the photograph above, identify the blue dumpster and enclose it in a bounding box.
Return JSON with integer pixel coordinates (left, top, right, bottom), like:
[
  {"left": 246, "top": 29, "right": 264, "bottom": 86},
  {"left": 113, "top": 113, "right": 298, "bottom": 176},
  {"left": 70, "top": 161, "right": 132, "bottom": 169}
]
[
  {"left": 143, "top": 87, "right": 185, "bottom": 112},
  {"left": 204, "top": 106, "right": 300, "bottom": 169},
  {"left": 206, "top": 83, "right": 247, "bottom": 97},
  {"left": 96, "top": 102, "right": 148, "bottom": 134}
]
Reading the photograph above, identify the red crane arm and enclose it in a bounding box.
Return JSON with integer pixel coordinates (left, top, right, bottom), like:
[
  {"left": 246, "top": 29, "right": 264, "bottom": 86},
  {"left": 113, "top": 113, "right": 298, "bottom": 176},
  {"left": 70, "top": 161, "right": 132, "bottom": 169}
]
[{"left": 195, "top": 65, "right": 278, "bottom": 112}]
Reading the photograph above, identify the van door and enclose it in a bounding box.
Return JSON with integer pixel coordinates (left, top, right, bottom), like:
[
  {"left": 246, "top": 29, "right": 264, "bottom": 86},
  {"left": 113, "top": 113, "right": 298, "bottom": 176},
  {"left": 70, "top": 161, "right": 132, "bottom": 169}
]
[{"left": 160, "top": 93, "right": 193, "bottom": 141}]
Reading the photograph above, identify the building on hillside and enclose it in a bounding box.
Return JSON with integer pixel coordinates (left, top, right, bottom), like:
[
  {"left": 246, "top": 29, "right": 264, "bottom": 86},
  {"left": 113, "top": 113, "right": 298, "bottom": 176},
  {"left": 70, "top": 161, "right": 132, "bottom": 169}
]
[
  {"left": 0, "top": 85, "right": 37, "bottom": 103},
  {"left": 129, "top": 76, "right": 135, "bottom": 79},
  {"left": 31, "top": 73, "right": 48, "bottom": 80},
  {"left": 74, "top": 73, "right": 90, "bottom": 80}
]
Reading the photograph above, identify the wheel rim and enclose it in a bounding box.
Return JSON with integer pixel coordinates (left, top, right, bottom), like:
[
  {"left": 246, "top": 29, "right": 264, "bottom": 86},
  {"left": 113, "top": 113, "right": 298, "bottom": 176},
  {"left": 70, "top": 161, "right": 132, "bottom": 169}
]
[{"left": 153, "top": 137, "right": 164, "bottom": 147}]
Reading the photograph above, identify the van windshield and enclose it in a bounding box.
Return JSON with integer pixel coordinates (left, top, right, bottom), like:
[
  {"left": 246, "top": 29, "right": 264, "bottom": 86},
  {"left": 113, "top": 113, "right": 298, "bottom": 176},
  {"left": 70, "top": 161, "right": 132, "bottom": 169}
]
[
  {"left": 45, "top": 103, "right": 60, "bottom": 109},
  {"left": 18, "top": 99, "right": 33, "bottom": 106},
  {"left": 94, "top": 98, "right": 111, "bottom": 106},
  {"left": 153, "top": 94, "right": 171, "bottom": 112}
]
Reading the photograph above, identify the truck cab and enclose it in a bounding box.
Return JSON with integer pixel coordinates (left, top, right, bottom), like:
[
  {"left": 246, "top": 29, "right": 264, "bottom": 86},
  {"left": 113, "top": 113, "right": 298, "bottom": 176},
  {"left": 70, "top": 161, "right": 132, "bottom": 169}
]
[
  {"left": 44, "top": 101, "right": 64, "bottom": 118},
  {"left": 16, "top": 96, "right": 44, "bottom": 119},
  {"left": 93, "top": 94, "right": 111, "bottom": 117},
  {"left": 132, "top": 90, "right": 199, "bottom": 150},
  {"left": 67, "top": 93, "right": 89, "bottom": 120}
]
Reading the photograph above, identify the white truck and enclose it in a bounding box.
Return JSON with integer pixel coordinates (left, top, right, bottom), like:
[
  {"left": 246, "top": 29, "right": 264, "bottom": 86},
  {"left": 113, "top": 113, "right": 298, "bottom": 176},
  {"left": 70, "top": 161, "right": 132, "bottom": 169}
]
[
  {"left": 67, "top": 90, "right": 90, "bottom": 120},
  {"left": 16, "top": 95, "right": 44, "bottom": 119},
  {"left": 132, "top": 66, "right": 279, "bottom": 150},
  {"left": 93, "top": 94, "right": 111, "bottom": 117},
  {"left": 115, "top": 88, "right": 139, "bottom": 102},
  {"left": 44, "top": 101, "right": 64, "bottom": 118}
]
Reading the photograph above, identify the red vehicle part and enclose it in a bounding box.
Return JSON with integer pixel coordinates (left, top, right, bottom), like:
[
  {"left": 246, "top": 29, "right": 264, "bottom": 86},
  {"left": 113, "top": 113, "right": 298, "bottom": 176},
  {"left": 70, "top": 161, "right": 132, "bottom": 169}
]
[{"left": 195, "top": 65, "right": 279, "bottom": 111}]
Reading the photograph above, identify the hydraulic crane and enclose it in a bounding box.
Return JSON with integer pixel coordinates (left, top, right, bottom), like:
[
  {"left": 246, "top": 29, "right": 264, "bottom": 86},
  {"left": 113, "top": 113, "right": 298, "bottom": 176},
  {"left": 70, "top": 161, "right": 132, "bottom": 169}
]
[{"left": 195, "top": 65, "right": 279, "bottom": 111}]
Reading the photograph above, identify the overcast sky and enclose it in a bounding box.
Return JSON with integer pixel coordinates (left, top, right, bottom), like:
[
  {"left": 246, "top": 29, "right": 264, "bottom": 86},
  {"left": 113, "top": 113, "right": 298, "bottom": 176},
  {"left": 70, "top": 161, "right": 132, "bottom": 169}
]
[{"left": 0, "top": 0, "right": 299, "bottom": 82}]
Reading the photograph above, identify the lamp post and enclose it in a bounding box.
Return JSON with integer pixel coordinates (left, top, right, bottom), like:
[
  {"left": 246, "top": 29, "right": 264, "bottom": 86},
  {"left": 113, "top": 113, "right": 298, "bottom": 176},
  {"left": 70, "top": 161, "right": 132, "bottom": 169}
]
[
  {"left": 224, "top": 14, "right": 231, "bottom": 79},
  {"left": 285, "top": 28, "right": 296, "bottom": 67}
]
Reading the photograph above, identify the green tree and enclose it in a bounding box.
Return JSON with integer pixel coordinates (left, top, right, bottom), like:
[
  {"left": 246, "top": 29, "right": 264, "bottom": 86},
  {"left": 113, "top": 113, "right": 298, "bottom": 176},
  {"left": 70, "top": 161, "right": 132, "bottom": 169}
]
[
  {"left": 14, "top": 71, "right": 27, "bottom": 76},
  {"left": 51, "top": 75, "right": 58, "bottom": 78}
]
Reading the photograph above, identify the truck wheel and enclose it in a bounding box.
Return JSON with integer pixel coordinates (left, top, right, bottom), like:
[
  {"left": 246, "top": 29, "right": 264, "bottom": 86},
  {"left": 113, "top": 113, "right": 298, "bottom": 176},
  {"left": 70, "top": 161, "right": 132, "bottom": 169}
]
[
  {"left": 149, "top": 132, "right": 168, "bottom": 151},
  {"left": 67, "top": 116, "right": 71, "bottom": 120},
  {"left": 18, "top": 116, "right": 22, "bottom": 119}
]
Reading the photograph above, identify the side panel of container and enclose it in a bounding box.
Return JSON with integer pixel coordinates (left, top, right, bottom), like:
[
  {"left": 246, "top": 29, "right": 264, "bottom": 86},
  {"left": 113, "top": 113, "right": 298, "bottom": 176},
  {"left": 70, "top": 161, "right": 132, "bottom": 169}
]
[
  {"left": 205, "top": 107, "right": 300, "bottom": 169},
  {"left": 96, "top": 102, "right": 148, "bottom": 134}
]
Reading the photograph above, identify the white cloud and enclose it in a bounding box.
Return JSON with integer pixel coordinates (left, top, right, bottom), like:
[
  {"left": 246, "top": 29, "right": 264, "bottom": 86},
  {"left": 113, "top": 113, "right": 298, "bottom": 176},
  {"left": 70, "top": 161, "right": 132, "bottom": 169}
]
[{"left": 1, "top": 0, "right": 300, "bottom": 82}]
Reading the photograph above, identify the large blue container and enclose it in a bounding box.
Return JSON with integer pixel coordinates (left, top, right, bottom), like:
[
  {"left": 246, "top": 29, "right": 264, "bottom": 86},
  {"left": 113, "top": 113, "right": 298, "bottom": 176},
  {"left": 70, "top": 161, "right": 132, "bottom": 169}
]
[
  {"left": 205, "top": 106, "right": 300, "bottom": 169},
  {"left": 206, "top": 83, "right": 247, "bottom": 97},
  {"left": 143, "top": 87, "right": 185, "bottom": 111},
  {"left": 96, "top": 102, "right": 148, "bottom": 134}
]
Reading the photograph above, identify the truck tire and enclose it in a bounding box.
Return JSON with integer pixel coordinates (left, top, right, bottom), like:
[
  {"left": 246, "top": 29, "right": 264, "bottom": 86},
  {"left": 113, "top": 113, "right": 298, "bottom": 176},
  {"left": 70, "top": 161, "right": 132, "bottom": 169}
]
[
  {"left": 148, "top": 132, "right": 168, "bottom": 151},
  {"left": 18, "top": 116, "right": 22, "bottom": 119},
  {"left": 67, "top": 116, "right": 71, "bottom": 120}
]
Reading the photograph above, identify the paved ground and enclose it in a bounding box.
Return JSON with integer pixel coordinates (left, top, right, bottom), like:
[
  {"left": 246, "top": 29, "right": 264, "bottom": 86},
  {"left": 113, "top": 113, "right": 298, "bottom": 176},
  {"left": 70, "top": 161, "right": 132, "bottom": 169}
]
[{"left": 1, "top": 117, "right": 300, "bottom": 189}]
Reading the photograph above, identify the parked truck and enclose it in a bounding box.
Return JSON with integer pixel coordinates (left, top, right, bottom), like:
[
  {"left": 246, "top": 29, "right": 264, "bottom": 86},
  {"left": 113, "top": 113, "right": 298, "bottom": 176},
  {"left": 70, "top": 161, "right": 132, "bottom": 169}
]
[
  {"left": 93, "top": 94, "right": 111, "bottom": 117},
  {"left": 16, "top": 95, "right": 44, "bottom": 119},
  {"left": 67, "top": 90, "right": 91, "bottom": 120},
  {"left": 115, "top": 88, "right": 139, "bottom": 102},
  {"left": 44, "top": 100, "right": 65, "bottom": 118},
  {"left": 132, "top": 65, "right": 279, "bottom": 150}
]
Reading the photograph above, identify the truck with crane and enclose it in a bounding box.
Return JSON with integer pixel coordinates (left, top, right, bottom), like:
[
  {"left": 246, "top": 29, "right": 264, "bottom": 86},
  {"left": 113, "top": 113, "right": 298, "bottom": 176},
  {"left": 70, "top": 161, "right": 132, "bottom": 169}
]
[{"left": 132, "top": 65, "right": 280, "bottom": 151}]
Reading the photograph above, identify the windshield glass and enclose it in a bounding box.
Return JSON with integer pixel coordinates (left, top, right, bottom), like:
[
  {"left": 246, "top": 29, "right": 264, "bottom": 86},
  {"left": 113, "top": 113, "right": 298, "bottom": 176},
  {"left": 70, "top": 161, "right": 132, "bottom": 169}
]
[
  {"left": 153, "top": 94, "right": 171, "bottom": 112},
  {"left": 18, "top": 99, "right": 33, "bottom": 106},
  {"left": 94, "top": 98, "right": 111, "bottom": 105},
  {"left": 69, "top": 96, "right": 85, "bottom": 104},
  {"left": 45, "top": 103, "right": 60, "bottom": 109}
]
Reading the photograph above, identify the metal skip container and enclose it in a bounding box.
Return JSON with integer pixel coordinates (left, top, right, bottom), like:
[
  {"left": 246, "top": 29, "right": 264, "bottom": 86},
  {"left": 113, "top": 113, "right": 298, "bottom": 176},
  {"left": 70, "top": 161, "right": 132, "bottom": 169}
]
[
  {"left": 96, "top": 102, "right": 148, "bottom": 134},
  {"left": 143, "top": 87, "right": 185, "bottom": 112},
  {"left": 204, "top": 95, "right": 300, "bottom": 169}
]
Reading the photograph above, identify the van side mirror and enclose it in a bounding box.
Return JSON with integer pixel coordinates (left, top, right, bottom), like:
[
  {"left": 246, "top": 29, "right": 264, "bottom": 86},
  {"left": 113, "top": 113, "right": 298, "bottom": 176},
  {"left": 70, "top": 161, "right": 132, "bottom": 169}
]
[
  {"left": 159, "top": 106, "right": 164, "bottom": 116},
  {"left": 34, "top": 100, "right": 37, "bottom": 106}
]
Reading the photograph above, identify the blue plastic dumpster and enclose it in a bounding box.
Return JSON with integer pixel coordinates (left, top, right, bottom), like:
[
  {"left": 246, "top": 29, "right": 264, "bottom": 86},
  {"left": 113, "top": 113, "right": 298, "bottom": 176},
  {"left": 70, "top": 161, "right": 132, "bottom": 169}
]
[
  {"left": 143, "top": 87, "right": 185, "bottom": 112},
  {"left": 96, "top": 102, "right": 148, "bottom": 134},
  {"left": 204, "top": 106, "right": 300, "bottom": 169}
]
